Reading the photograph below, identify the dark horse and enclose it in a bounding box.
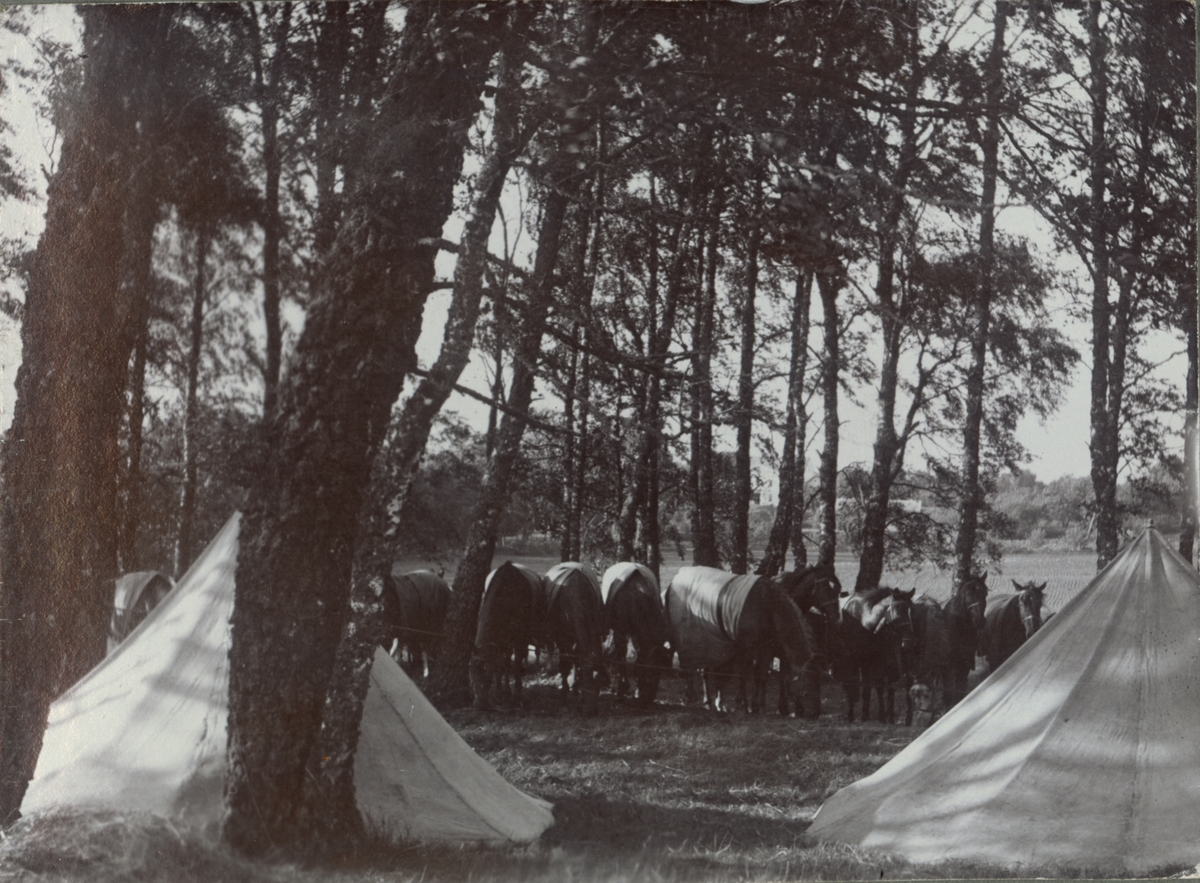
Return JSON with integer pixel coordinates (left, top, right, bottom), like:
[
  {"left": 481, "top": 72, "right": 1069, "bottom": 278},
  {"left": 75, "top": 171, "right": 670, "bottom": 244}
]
[
  {"left": 836, "top": 587, "right": 916, "bottom": 723},
  {"left": 943, "top": 572, "right": 988, "bottom": 707},
  {"left": 764, "top": 564, "right": 842, "bottom": 716},
  {"left": 903, "top": 594, "right": 951, "bottom": 726},
  {"left": 601, "top": 562, "right": 671, "bottom": 705},
  {"left": 541, "top": 562, "right": 608, "bottom": 715},
  {"left": 982, "top": 579, "right": 1046, "bottom": 674},
  {"left": 380, "top": 570, "right": 451, "bottom": 678},
  {"left": 665, "top": 567, "right": 819, "bottom": 717},
  {"left": 470, "top": 561, "right": 542, "bottom": 711}
]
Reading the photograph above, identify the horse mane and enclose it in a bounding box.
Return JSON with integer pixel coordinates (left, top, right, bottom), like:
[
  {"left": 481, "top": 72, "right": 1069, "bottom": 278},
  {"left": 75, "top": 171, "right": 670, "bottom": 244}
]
[
  {"left": 856, "top": 586, "right": 892, "bottom": 605},
  {"left": 765, "top": 582, "right": 813, "bottom": 671}
]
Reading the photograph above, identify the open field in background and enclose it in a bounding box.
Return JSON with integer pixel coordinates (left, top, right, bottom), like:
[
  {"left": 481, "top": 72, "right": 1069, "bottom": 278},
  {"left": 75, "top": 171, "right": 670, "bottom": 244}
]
[{"left": 394, "top": 549, "right": 1103, "bottom": 612}]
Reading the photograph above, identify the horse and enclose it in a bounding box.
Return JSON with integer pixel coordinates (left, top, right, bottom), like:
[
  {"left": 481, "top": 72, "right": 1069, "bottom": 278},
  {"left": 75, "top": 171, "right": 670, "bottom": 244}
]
[
  {"left": 943, "top": 572, "right": 988, "bottom": 707},
  {"left": 541, "top": 562, "right": 607, "bottom": 715},
  {"left": 981, "top": 579, "right": 1046, "bottom": 674},
  {"left": 764, "top": 564, "right": 842, "bottom": 716},
  {"left": 379, "top": 570, "right": 451, "bottom": 678},
  {"left": 903, "top": 594, "right": 951, "bottom": 726},
  {"left": 665, "top": 566, "right": 819, "bottom": 717},
  {"left": 470, "top": 561, "right": 543, "bottom": 711},
  {"left": 601, "top": 562, "right": 671, "bottom": 705},
  {"left": 836, "top": 587, "right": 916, "bottom": 723}
]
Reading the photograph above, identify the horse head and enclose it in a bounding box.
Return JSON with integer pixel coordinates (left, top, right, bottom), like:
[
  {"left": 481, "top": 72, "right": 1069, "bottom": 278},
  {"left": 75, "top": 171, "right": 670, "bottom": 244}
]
[
  {"left": 955, "top": 571, "right": 989, "bottom": 631},
  {"left": 881, "top": 588, "right": 918, "bottom": 653},
  {"left": 777, "top": 565, "right": 842, "bottom": 623},
  {"left": 1012, "top": 579, "right": 1046, "bottom": 637}
]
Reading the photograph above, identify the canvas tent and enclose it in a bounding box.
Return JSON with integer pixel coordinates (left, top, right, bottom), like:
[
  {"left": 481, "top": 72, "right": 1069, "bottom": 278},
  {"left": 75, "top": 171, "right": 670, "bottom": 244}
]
[
  {"left": 808, "top": 528, "right": 1200, "bottom": 874},
  {"left": 22, "top": 513, "right": 554, "bottom": 845}
]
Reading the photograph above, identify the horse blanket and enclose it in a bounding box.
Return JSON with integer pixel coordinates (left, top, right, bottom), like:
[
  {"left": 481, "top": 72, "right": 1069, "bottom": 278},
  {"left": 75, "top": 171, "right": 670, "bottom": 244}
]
[
  {"left": 477, "top": 562, "right": 543, "bottom": 648},
  {"left": 666, "top": 566, "right": 759, "bottom": 670},
  {"left": 391, "top": 570, "right": 451, "bottom": 625},
  {"left": 544, "top": 562, "right": 603, "bottom": 612},
  {"left": 600, "top": 562, "right": 660, "bottom": 610}
]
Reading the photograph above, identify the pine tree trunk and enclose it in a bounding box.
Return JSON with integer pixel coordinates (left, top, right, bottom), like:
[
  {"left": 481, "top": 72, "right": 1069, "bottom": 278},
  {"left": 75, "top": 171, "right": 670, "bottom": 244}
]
[
  {"left": 1182, "top": 295, "right": 1197, "bottom": 562},
  {"left": 952, "top": 1, "right": 1006, "bottom": 587},
  {"left": 430, "top": 184, "right": 578, "bottom": 704},
  {"left": 174, "top": 231, "right": 209, "bottom": 578},
  {"left": 428, "top": 6, "right": 597, "bottom": 701},
  {"left": 759, "top": 271, "right": 812, "bottom": 577},
  {"left": 0, "top": 6, "right": 171, "bottom": 823},
  {"left": 817, "top": 273, "right": 841, "bottom": 568},
  {"left": 311, "top": 3, "right": 351, "bottom": 259},
  {"left": 224, "top": 6, "right": 503, "bottom": 855},
  {"left": 119, "top": 315, "right": 149, "bottom": 572},
  {"left": 1082, "top": 0, "right": 1119, "bottom": 569},
  {"left": 115, "top": 148, "right": 163, "bottom": 575},
  {"left": 731, "top": 172, "right": 762, "bottom": 575},
  {"left": 691, "top": 186, "right": 722, "bottom": 568},
  {"left": 635, "top": 203, "right": 687, "bottom": 579},
  {"left": 560, "top": 337, "right": 578, "bottom": 559},
  {"left": 855, "top": 1, "right": 921, "bottom": 591},
  {"left": 251, "top": 3, "right": 291, "bottom": 421}
]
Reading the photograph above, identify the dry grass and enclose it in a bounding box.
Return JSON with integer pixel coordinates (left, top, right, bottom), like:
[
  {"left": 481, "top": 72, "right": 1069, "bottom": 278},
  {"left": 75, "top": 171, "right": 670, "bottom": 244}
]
[
  {"left": 3, "top": 684, "right": 1191, "bottom": 882},
  {"left": 0, "top": 555, "right": 1168, "bottom": 882}
]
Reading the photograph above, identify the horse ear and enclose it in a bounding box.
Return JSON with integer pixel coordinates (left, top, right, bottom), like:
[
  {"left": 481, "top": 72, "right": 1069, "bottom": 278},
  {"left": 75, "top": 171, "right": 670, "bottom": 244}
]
[
  {"left": 1011, "top": 579, "right": 1021, "bottom": 590},
  {"left": 903, "top": 588, "right": 915, "bottom": 600},
  {"left": 1036, "top": 582, "right": 1047, "bottom": 593}
]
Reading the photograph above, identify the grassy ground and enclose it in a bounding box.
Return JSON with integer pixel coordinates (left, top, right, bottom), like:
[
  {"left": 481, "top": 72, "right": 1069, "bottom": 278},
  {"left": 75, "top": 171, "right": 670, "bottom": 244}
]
[
  {"left": 5, "top": 674, "right": 1187, "bottom": 881},
  {"left": 1, "top": 552, "right": 1145, "bottom": 882}
]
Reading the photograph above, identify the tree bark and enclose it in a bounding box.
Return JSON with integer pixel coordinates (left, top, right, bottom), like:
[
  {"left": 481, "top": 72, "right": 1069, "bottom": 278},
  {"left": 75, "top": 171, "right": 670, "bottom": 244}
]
[
  {"left": 0, "top": 6, "right": 172, "bottom": 823},
  {"left": 224, "top": 5, "right": 503, "bottom": 855},
  {"left": 758, "top": 271, "right": 812, "bottom": 577},
  {"left": 1083, "top": 0, "right": 1118, "bottom": 569},
  {"left": 430, "top": 184, "right": 579, "bottom": 704},
  {"left": 1182, "top": 292, "right": 1197, "bottom": 562},
  {"left": 250, "top": 3, "right": 292, "bottom": 421},
  {"left": 732, "top": 167, "right": 763, "bottom": 575},
  {"left": 816, "top": 272, "right": 842, "bottom": 569},
  {"left": 952, "top": 1, "right": 1007, "bottom": 587},
  {"left": 855, "top": 0, "right": 921, "bottom": 591},
  {"left": 428, "top": 6, "right": 598, "bottom": 705},
  {"left": 691, "top": 183, "right": 723, "bottom": 568},
  {"left": 635, "top": 202, "right": 688, "bottom": 579},
  {"left": 174, "top": 230, "right": 210, "bottom": 578}
]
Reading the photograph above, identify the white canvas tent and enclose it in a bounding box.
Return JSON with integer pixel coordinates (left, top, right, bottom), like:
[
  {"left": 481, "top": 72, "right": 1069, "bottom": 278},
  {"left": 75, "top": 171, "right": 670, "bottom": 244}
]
[
  {"left": 22, "top": 513, "right": 554, "bottom": 845},
  {"left": 808, "top": 528, "right": 1200, "bottom": 874}
]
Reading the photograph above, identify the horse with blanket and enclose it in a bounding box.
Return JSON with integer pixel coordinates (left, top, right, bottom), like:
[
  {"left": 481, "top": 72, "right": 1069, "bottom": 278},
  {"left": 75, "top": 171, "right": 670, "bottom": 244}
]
[
  {"left": 835, "top": 587, "right": 917, "bottom": 723},
  {"left": 470, "top": 560, "right": 607, "bottom": 715},
  {"left": 601, "top": 562, "right": 672, "bottom": 705},
  {"left": 380, "top": 569, "right": 451, "bottom": 678},
  {"left": 665, "top": 566, "right": 821, "bottom": 717}
]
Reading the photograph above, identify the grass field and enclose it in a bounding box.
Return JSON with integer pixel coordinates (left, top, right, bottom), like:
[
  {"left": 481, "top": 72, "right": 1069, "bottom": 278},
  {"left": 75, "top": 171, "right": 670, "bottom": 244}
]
[
  {"left": 0, "top": 551, "right": 1135, "bottom": 882},
  {"left": 6, "top": 677, "right": 1184, "bottom": 882}
]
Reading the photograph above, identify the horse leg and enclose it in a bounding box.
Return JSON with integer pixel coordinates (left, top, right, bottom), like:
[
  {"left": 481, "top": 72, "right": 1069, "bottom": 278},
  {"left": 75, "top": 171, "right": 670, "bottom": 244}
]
[
  {"left": 578, "top": 646, "right": 599, "bottom": 717},
  {"left": 613, "top": 630, "right": 630, "bottom": 701},
  {"left": 511, "top": 643, "right": 526, "bottom": 709}
]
